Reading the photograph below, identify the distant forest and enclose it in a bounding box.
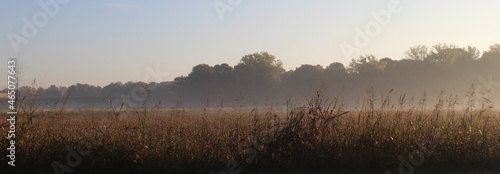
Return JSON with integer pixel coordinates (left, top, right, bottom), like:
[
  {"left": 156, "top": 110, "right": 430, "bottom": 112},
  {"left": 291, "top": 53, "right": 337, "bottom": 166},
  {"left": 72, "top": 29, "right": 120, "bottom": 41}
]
[{"left": 4, "top": 43, "right": 500, "bottom": 109}]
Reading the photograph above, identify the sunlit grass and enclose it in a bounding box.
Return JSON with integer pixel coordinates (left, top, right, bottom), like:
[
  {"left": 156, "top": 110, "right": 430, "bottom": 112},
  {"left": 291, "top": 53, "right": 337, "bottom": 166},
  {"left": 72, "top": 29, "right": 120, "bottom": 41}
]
[{"left": 1, "top": 89, "right": 499, "bottom": 174}]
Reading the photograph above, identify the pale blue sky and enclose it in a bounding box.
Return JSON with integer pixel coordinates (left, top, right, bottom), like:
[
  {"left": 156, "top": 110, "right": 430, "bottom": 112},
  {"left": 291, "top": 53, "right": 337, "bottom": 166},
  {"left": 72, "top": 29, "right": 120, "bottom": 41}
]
[{"left": 1, "top": 0, "right": 499, "bottom": 88}]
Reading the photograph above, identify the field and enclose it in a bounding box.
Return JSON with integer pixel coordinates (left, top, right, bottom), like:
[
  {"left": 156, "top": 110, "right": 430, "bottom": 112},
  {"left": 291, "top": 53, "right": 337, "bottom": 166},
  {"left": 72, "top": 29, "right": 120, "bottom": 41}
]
[{"left": 1, "top": 91, "right": 500, "bottom": 174}]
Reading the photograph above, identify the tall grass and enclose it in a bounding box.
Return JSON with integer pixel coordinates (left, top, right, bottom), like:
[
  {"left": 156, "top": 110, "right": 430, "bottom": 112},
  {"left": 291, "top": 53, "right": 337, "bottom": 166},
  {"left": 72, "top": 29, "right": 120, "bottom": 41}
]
[{"left": 1, "top": 88, "right": 499, "bottom": 174}]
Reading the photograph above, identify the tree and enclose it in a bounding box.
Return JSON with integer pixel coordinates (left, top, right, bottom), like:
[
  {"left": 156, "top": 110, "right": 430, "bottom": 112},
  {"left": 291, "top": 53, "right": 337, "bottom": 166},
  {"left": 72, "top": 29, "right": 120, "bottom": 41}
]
[
  {"left": 404, "top": 45, "right": 429, "bottom": 60},
  {"left": 189, "top": 64, "right": 214, "bottom": 80},
  {"left": 425, "top": 44, "right": 479, "bottom": 65},
  {"left": 43, "top": 85, "right": 63, "bottom": 97},
  {"left": 211, "top": 63, "right": 236, "bottom": 93},
  {"left": 67, "top": 83, "right": 101, "bottom": 97},
  {"left": 481, "top": 44, "right": 500, "bottom": 60},
  {"left": 281, "top": 64, "right": 325, "bottom": 96},
  {"left": 291, "top": 64, "right": 325, "bottom": 83},
  {"left": 348, "top": 55, "right": 387, "bottom": 73},
  {"left": 325, "top": 62, "right": 347, "bottom": 75},
  {"left": 213, "top": 63, "right": 233, "bottom": 75},
  {"left": 102, "top": 82, "right": 124, "bottom": 97},
  {"left": 234, "top": 52, "right": 285, "bottom": 86}
]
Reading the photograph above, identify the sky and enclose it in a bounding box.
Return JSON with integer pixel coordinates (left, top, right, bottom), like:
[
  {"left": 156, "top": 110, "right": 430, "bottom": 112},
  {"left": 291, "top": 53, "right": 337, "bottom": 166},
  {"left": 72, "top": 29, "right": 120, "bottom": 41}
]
[{"left": 1, "top": 0, "right": 500, "bottom": 88}]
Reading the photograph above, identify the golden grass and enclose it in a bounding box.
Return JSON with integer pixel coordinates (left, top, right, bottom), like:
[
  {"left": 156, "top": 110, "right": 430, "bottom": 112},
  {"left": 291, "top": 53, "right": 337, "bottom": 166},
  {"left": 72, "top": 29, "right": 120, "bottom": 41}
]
[{"left": 1, "top": 91, "right": 499, "bottom": 174}]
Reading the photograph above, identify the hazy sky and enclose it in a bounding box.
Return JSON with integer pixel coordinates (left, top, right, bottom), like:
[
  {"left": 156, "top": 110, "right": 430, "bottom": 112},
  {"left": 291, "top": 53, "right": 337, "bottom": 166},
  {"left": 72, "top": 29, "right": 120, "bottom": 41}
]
[{"left": 1, "top": 0, "right": 499, "bottom": 88}]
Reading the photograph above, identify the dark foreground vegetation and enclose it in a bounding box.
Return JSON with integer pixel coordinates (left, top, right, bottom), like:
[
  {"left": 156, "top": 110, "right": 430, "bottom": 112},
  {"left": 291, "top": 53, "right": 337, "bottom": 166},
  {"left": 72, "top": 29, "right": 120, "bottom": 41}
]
[{"left": 1, "top": 89, "right": 499, "bottom": 174}]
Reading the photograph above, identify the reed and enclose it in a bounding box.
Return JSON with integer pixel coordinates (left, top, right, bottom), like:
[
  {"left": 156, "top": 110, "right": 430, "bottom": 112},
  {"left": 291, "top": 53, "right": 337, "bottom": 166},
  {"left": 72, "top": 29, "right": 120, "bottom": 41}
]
[{"left": 1, "top": 89, "right": 499, "bottom": 174}]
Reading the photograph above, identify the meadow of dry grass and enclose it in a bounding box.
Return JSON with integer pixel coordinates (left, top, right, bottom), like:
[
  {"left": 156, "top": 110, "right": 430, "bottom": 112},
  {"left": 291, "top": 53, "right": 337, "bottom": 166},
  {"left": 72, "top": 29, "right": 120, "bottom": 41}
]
[{"left": 1, "top": 90, "right": 500, "bottom": 174}]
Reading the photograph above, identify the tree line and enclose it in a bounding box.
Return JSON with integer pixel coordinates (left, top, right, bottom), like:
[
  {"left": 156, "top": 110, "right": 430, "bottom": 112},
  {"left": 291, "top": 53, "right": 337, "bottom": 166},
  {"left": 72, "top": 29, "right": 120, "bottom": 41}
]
[{"left": 5, "top": 43, "right": 500, "bottom": 108}]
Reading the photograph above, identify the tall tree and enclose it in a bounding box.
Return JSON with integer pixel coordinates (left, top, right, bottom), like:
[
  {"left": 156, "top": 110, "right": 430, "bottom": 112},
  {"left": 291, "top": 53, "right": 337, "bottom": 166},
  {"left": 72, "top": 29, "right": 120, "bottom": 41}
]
[
  {"left": 481, "top": 44, "right": 500, "bottom": 60},
  {"left": 325, "top": 62, "right": 347, "bottom": 76},
  {"left": 348, "top": 55, "right": 387, "bottom": 73},
  {"left": 404, "top": 45, "right": 429, "bottom": 60},
  {"left": 43, "top": 85, "right": 63, "bottom": 97},
  {"left": 425, "top": 44, "right": 479, "bottom": 65},
  {"left": 234, "top": 52, "right": 285, "bottom": 87}
]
